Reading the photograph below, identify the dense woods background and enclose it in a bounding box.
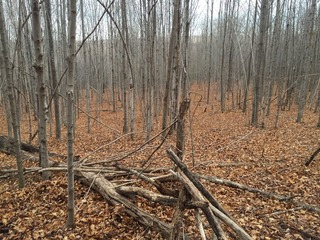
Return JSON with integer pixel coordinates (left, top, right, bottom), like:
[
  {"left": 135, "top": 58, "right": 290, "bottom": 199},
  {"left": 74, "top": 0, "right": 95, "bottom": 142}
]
[
  {"left": 1, "top": 0, "right": 320, "bottom": 140},
  {"left": 0, "top": 0, "right": 320, "bottom": 239}
]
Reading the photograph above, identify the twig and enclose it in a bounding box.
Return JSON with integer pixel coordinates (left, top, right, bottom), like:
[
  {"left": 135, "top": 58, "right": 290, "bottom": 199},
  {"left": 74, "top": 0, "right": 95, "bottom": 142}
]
[
  {"left": 79, "top": 131, "right": 144, "bottom": 165},
  {"left": 84, "top": 120, "right": 178, "bottom": 166},
  {"left": 305, "top": 147, "right": 320, "bottom": 166},
  {"left": 261, "top": 207, "right": 303, "bottom": 217}
]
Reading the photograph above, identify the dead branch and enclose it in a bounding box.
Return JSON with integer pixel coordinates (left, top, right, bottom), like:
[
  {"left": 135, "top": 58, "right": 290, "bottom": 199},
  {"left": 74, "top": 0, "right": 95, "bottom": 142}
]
[
  {"left": 305, "top": 147, "right": 320, "bottom": 166},
  {"left": 170, "top": 187, "right": 188, "bottom": 240},
  {"left": 166, "top": 149, "right": 231, "bottom": 218},
  {"left": 76, "top": 171, "right": 172, "bottom": 238},
  {"left": 279, "top": 222, "right": 320, "bottom": 240},
  {"left": 177, "top": 171, "right": 253, "bottom": 240},
  {"left": 115, "top": 186, "right": 177, "bottom": 206},
  {"left": 196, "top": 173, "right": 290, "bottom": 200},
  {"left": 170, "top": 170, "right": 226, "bottom": 239},
  {"left": 195, "top": 209, "right": 207, "bottom": 240},
  {"left": 82, "top": 120, "right": 177, "bottom": 167},
  {"left": 116, "top": 166, "right": 179, "bottom": 197},
  {"left": 261, "top": 207, "right": 304, "bottom": 217},
  {"left": 167, "top": 149, "right": 253, "bottom": 240},
  {"left": 196, "top": 174, "right": 320, "bottom": 214}
]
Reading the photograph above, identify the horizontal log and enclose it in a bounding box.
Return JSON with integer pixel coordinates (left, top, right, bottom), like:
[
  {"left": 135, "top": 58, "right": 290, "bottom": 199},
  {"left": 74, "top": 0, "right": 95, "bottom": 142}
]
[{"left": 76, "top": 171, "right": 171, "bottom": 238}]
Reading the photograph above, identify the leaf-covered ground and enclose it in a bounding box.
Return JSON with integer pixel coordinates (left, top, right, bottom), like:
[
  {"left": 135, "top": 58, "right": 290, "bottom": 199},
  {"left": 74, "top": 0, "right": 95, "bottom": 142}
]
[{"left": 1, "top": 88, "right": 319, "bottom": 239}]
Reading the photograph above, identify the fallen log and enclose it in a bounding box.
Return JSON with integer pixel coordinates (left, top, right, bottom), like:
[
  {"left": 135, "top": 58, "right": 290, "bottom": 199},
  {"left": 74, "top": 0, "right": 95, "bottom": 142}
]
[
  {"left": 175, "top": 170, "right": 253, "bottom": 240},
  {"left": 0, "top": 135, "right": 66, "bottom": 160},
  {"left": 173, "top": 171, "right": 227, "bottom": 240},
  {"left": 76, "top": 171, "right": 172, "bottom": 238},
  {"left": 0, "top": 135, "right": 38, "bottom": 155},
  {"left": 115, "top": 186, "right": 177, "bottom": 206},
  {"left": 166, "top": 149, "right": 231, "bottom": 218},
  {"left": 167, "top": 149, "right": 252, "bottom": 240}
]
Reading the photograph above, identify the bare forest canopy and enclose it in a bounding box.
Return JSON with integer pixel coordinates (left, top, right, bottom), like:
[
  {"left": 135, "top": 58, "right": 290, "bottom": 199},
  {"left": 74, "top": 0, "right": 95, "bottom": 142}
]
[
  {"left": 0, "top": 0, "right": 320, "bottom": 130},
  {"left": 0, "top": 0, "right": 320, "bottom": 123}
]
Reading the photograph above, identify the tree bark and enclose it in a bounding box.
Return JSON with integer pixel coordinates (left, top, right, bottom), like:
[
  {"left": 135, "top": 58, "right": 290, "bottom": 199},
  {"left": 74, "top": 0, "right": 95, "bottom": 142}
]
[
  {"left": 0, "top": 0, "right": 25, "bottom": 188},
  {"left": 252, "top": 0, "right": 268, "bottom": 126},
  {"left": 44, "top": 0, "right": 61, "bottom": 140},
  {"left": 66, "top": 0, "right": 77, "bottom": 229},
  {"left": 296, "top": 0, "right": 316, "bottom": 123},
  {"left": 32, "top": 0, "right": 50, "bottom": 180},
  {"left": 162, "top": 0, "right": 181, "bottom": 135}
]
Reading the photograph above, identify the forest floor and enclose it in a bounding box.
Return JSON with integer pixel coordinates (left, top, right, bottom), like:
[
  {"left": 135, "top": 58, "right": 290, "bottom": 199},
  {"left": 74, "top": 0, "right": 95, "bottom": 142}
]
[{"left": 0, "top": 86, "right": 319, "bottom": 239}]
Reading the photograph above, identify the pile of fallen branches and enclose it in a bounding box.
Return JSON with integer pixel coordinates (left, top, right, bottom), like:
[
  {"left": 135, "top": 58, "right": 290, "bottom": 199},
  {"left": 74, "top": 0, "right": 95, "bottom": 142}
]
[
  {"left": 73, "top": 148, "right": 253, "bottom": 239},
  {"left": 1, "top": 133, "right": 320, "bottom": 239}
]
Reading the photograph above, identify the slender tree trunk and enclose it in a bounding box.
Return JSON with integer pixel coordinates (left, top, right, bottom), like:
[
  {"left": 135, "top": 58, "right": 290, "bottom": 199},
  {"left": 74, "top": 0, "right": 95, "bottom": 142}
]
[
  {"left": 0, "top": 0, "right": 25, "bottom": 188},
  {"left": 146, "top": 0, "right": 156, "bottom": 141},
  {"left": 0, "top": 54, "right": 13, "bottom": 137},
  {"left": 243, "top": 0, "right": 257, "bottom": 113},
  {"left": 181, "top": 0, "right": 190, "bottom": 102},
  {"left": 66, "top": 0, "right": 76, "bottom": 229},
  {"left": 252, "top": 0, "right": 268, "bottom": 126},
  {"left": 45, "top": 0, "right": 61, "bottom": 140},
  {"left": 109, "top": 14, "right": 116, "bottom": 113},
  {"left": 207, "top": 0, "right": 214, "bottom": 108},
  {"left": 80, "top": 0, "right": 91, "bottom": 133},
  {"left": 32, "top": 0, "right": 50, "bottom": 180},
  {"left": 162, "top": 0, "right": 181, "bottom": 134},
  {"left": 296, "top": 0, "right": 316, "bottom": 123},
  {"left": 121, "top": 0, "right": 128, "bottom": 134},
  {"left": 219, "top": 0, "right": 229, "bottom": 113}
]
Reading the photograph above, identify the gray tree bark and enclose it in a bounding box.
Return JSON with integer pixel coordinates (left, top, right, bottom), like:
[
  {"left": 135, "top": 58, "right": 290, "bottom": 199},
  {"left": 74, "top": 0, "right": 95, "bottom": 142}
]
[
  {"left": 80, "top": 0, "right": 91, "bottom": 133},
  {"left": 252, "top": 0, "right": 268, "bottom": 126},
  {"left": 66, "top": 0, "right": 77, "bottom": 229},
  {"left": 0, "top": 0, "right": 25, "bottom": 188},
  {"left": 162, "top": 0, "right": 181, "bottom": 134},
  {"left": 296, "top": 0, "right": 316, "bottom": 123},
  {"left": 44, "top": 0, "right": 61, "bottom": 140},
  {"left": 32, "top": 0, "right": 50, "bottom": 180}
]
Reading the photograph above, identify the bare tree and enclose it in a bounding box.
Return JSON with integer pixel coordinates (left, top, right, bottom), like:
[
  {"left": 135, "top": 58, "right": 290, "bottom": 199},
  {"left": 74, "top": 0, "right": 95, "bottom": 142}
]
[
  {"left": 252, "top": 0, "right": 269, "bottom": 126},
  {"left": 32, "top": 0, "right": 50, "bottom": 180},
  {"left": 162, "top": 0, "right": 181, "bottom": 134},
  {"left": 44, "top": 0, "right": 61, "bottom": 140},
  {"left": 0, "top": 0, "right": 25, "bottom": 188},
  {"left": 66, "top": 0, "right": 77, "bottom": 229},
  {"left": 207, "top": 0, "right": 214, "bottom": 107},
  {"left": 243, "top": 0, "right": 258, "bottom": 113},
  {"left": 121, "top": 0, "right": 129, "bottom": 134},
  {"left": 219, "top": 0, "right": 229, "bottom": 113},
  {"left": 80, "top": 0, "right": 91, "bottom": 133},
  {"left": 296, "top": 0, "right": 316, "bottom": 123}
]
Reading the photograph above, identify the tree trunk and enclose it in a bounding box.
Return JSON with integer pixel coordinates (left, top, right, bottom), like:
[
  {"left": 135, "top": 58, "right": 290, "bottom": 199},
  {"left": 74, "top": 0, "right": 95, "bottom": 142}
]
[
  {"left": 296, "top": 0, "right": 316, "bottom": 123},
  {"left": 0, "top": 0, "right": 25, "bottom": 188},
  {"left": 80, "top": 0, "right": 91, "bottom": 133},
  {"left": 66, "top": 0, "right": 77, "bottom": 229},
  {"left": 207, "top": 0, "right": 214, "bottom": 108},
  {"left": 243, "top": 0, "right": 257, "bottom": 113},
  {"left": 121, "top": 0, "right": 129, "bottom": 134},
  {"left": 162, "top": 0, "right": 181, "bottom": 135},
  {"left": 252, "top": 0, "right": 268, "bottom": 126},
  {"left": 32, "top": 0, "right": 50, "bottom": 180},
  {"left": 44, "top": 0, "right": 61, "bottom": 140}
]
